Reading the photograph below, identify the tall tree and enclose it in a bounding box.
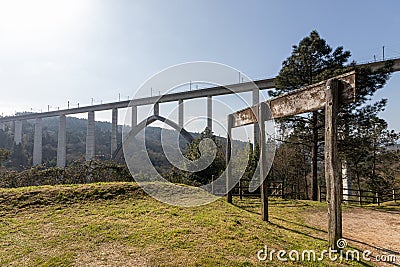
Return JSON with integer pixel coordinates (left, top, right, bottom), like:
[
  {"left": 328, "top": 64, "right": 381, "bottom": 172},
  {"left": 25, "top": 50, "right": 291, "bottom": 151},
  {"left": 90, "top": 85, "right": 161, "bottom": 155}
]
[
  {"left": 270, "top": 30, "right": 393, "bottom": 200},
  {"left": 271, "top": 31, "right": 351, "bottom": 200}
]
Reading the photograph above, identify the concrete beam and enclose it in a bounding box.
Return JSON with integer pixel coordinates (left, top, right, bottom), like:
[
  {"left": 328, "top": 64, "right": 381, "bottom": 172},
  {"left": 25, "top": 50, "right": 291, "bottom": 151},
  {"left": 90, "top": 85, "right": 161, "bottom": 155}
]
[
  {"left": 207, "top": 96, "right": 212, "bottom": 131},
  {"left": 111, "top": 108, "right": 118, "bottom": 156},
  {"left": 33, "top": 118, "right": 43, "bottom": 166},
  {"left": 131, "top": 105, "right": 137, "bottom": 128},
  {"left": 14, "top": 120, "right": 22, "bottom": 145},
  {"left": 57, "top": 115, "right": 67, "bottom": 168},
  {"left": 1, "top": 58, "right": 399, "bottom": 124},
  {"left": 178, "top": 99, "right": 184, "bottom": 127},
  {"left": 253, "top": 87, "right": 260, "bottom": 145},
  {"left": 154, "top": 103, "right": 159, "bottom": 116},
  {"left": 86, "top": 111, "right": 95, "bottom": 161}
]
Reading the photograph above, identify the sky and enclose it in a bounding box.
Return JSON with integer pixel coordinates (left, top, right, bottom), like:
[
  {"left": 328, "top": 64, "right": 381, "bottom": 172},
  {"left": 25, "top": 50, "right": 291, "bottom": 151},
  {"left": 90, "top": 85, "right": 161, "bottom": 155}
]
[{"left": 1, "top": 0, "right": 400, "bottom": 138}]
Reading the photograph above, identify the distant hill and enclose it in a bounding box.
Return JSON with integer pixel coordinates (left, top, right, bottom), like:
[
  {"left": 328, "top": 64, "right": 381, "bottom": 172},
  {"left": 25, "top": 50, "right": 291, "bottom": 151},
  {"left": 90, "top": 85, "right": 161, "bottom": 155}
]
[{"left": 0, "top": 116, "right": 247, "bottom": 172}]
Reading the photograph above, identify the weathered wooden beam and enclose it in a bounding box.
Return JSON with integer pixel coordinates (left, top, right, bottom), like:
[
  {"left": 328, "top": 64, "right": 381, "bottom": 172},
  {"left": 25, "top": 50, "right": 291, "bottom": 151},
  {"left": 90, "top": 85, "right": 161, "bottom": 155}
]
[
  {"left": 325, "top": 79, "right": 342, "bottom": 250},
  {"left": 259, "top": 102, "right": 269, "bottom": 221},
  {"left": 232, "top": 71, "right": 356, "bottom": 128}
]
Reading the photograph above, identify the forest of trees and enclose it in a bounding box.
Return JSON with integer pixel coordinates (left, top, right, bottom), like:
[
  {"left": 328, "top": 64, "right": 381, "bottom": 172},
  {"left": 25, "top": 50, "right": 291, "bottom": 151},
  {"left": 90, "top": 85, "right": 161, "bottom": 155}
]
[{"left": 1, "top": 31, "right": 399, "bottom": 198}]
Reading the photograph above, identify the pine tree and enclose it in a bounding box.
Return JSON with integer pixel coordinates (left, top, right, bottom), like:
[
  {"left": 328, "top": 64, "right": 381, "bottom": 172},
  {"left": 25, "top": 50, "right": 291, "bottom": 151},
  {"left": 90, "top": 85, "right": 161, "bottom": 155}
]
[{"left": 270, "top": 30, "right": 394, "bottom": 200}]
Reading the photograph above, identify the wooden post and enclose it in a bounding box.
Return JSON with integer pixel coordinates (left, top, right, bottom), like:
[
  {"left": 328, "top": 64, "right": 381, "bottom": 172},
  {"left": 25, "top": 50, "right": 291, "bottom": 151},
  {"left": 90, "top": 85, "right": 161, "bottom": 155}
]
[
  {"left": 211, "top": 175, "right": 214, "bottom": 195},
  {"left": 226, "top": 114, "right": 233, "bottom": 203},
  {"left": 375, "top": 192, "right": 380, "bottom": 206},
  {"left": 359, "top": 189, "right": 363, "bottom": 206},
  {"left": 259, "top": 102, "right": 269, "bottom": 221},
  {"left": 318, "top": 184, "right": 321, "bottom": 202},
  {"left": 393, "top": 188, "right": 396, "bottom": 203},
  {"left": 239, "top": 178, "right": 243, "bottom": 200},
  {"left": 325, "top": 79, "right": 342, "bottom": 250}
]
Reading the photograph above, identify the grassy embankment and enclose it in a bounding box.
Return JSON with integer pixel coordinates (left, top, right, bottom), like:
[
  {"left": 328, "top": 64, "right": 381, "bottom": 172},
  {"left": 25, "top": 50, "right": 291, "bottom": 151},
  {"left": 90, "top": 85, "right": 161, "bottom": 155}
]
[{"left": 0, "top": 182, "right": 389, "bottom": 266}]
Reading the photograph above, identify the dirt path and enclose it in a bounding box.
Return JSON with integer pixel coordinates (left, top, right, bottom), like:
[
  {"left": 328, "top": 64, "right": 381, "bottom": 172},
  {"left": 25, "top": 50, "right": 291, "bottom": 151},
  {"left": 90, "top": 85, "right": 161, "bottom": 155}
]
[{"left": 306, "top": 207, "right": 400, "bottom": 266}]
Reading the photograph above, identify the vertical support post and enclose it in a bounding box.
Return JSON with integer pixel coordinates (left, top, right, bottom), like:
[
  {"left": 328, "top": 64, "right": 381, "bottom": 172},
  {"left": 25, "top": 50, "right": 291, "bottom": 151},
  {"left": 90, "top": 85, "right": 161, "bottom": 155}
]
[
  {"left": 253, "top": 87, "right": 260, "bottom": 145},
  {"left": 259, "top": 102, "right": 269, "bottom": 222},
  {"left": 154, "top": 102, "right": 159, "bottom": 116},
  {"left": 14, "top": 120, "right": 22, "bottom": 145},
  {"left": 33, "top": 118, "right": 43, "bottom": 166},
  {"left": 211, "top": 175, "right": 214, "bottom": 195},
  {"left": 342, "top": 160, "right": 352, "bottom": 203},
  {"left": 375, "top": 192, "right": 380, "bottom": 206},
  {"left": 318, "top": 184, "right": 321, "bottom": 202},
  {"left": 325, "top": 79, "right": 342, "bottom": 250},
  {"left": 178, "top": 99, "right": 184, "bottom": 127},
  {"left": 86, "top": 111, "right": 95, "bottom": 161},
  {"left": 0, "top": 122, "right": 5, "bottom": 131},
  {"left": 226, "top": 114, "right": 233, "bottom": 203},
  {"left": 111, "top": 108, "right": 118, "bottom": 156},
  {"left": 131, "top": 105, "right": 137, "bottom": 128},
  {"left": 359, "top": 189, "right": 363, "bottom": 206},
  {"left": 239, "top": 180, "right": 243, "bottom": 200},
  {"left": 207, "top": 96, "right": 212, "bottom": 131},
  {"left": 57, "top": 114, "right": 67, "bottom": 168},
  {"left": 393, "top": 189, "right": 396, "bottom": 203}
]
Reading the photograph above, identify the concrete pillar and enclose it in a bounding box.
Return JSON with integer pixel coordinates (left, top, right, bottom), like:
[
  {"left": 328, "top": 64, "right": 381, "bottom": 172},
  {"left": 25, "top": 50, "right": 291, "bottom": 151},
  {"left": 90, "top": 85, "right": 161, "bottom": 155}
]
[
  {"left": 111, "top": 108, "right": 118, "bottom": 156},
  {"left": 86, "top": 111, "right": 95, "bottom": 161},
  {"left": 14, "top": 120, "right": 22, "bottom": 145},
  {"left": 253, "top": 87, "right": 260, "bottom": 145},
  {"left": 178, "top": 99, "right": 184, "bottom": 127},
  {"left": 342, "top": 160, "right": 352, "bottom": 202},
  {"left": 131, "top": 105, "right": 137, "bottom": 128},
  {"left": 33, "top": 118, "right": 43, "bottom": 166},
  {"left": 57, "top": 115, "right": 67, "bottom": 168},
  {"left": 154, "top": 103, "right": 159, "bottom": 116},
  {"left": 207, "top": 96, "right": 212, "bottom": 131}
]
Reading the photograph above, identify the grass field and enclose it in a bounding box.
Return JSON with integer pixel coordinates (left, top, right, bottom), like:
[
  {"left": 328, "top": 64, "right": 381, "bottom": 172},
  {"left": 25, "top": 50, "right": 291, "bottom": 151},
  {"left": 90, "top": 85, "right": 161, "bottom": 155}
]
[{"left": 0, "top": 182, "right": 382, "bottom": 266}]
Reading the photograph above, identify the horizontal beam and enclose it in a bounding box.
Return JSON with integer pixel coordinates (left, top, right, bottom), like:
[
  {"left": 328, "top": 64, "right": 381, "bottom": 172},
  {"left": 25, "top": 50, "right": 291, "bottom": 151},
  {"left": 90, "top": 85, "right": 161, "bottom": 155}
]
[
  {"left": 0, "top": 58, "right": 398, "bottom": 123},
  {"left": 232, "top": 71, "right": 356, "bottom": 128},
  {"left": 0, "top": 79, "right": 274, "bottom": 123}
]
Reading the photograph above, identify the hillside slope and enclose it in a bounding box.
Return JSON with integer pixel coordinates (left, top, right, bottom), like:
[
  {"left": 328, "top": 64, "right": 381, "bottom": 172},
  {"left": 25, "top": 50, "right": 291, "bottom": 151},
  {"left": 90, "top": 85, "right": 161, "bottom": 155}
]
[{"left": 0, "top": 183, "right": 376, "bottom": 267}]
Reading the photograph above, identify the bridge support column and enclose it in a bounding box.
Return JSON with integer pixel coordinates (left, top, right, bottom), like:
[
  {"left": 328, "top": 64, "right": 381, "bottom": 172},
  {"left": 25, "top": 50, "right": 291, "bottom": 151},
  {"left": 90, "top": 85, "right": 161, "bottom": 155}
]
[
  {"left": 154, "top": 103, "right": 159, "bottom": 116},
  {"left": 33, "top": 118, "right": 43, "bottom": 166},
  {"left": 207, "top": 96, "right": 212, "bottom": 131},
  {"left": 86, "top": 111, "right": 95, "bottom": 161},
  {"left": 253, "top": 87, "right": 260, "bottom": 145},
  {"left": 342, "top": 160, "right": 352, "bottom": 203},
  {"left": 131, "top": 105, "right": 137, "bottom": 128},
  {"left": 111, "top": 108, "right": 118, "bottom": 156},
  {"left": 14, "top": 120, "right": 22, "bottom": 145},
  {"left": 57, "top": 115, "right": 67, "bottom": 168},
  {"left": 178, "top": 99, "right": 184, "bottom": 127}
]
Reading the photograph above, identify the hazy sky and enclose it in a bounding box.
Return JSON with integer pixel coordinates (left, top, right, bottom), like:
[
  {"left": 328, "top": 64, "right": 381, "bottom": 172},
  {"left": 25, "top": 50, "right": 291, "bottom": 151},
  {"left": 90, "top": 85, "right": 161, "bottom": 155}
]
[{"left": 1, "top": 0, "right": 400, "bottom": 136}]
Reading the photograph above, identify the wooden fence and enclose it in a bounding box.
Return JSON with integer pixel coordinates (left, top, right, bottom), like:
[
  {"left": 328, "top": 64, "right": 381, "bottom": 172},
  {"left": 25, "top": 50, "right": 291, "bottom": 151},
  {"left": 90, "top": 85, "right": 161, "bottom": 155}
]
[{"left": 319, "top": 185, "right": 399, "bottom": 206}]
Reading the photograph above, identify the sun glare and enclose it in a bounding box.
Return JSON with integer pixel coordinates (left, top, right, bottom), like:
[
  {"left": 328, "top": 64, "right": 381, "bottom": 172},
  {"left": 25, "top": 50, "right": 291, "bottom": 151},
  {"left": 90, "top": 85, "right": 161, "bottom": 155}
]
[{"left": 0, "top": 0, "right": 88, "bottom": 34}]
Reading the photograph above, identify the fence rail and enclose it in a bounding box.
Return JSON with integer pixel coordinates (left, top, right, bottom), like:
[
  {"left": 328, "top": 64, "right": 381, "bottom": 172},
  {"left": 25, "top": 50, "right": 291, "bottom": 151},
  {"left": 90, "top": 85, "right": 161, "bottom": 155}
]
[
  {"left": 210, "top": 175, "right": 399, "bottom": 206},
  {"left": 319, "top": 185, "right": 399, "bottom": 206}
]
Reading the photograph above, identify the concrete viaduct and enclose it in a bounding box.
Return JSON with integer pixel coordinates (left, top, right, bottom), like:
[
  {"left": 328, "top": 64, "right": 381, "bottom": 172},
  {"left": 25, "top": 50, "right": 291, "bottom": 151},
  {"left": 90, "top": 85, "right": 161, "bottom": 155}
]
[{"left": 0, "top": 59, "right": 399, "bottom": 167}]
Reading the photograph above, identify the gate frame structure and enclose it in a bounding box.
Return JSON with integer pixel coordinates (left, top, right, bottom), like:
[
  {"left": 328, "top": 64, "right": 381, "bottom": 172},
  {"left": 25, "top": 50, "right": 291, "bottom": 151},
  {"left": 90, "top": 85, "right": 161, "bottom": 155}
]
[{"left": 226, "top": 71, "right": 356, "bottom": 249}]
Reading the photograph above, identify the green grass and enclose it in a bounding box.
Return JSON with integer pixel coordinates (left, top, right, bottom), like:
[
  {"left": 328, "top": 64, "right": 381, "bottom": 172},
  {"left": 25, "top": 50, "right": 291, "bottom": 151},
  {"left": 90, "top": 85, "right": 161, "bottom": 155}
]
[{"left": 0, "top": 183, "right": 372, "bottom": 266}]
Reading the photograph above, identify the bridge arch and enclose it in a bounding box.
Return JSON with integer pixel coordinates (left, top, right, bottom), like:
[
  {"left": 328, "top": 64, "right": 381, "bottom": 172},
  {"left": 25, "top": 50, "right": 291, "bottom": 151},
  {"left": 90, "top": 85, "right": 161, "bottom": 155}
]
[{"left": 112, "top": 115, "right": 194, "bottom": 161}]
